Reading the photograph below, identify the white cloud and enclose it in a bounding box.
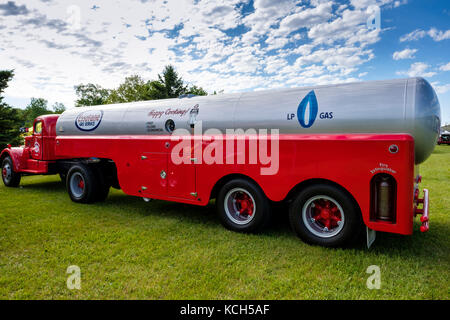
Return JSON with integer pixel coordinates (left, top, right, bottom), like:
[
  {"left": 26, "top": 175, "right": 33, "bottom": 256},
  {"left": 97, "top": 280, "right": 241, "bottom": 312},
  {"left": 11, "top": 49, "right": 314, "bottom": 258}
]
[
  {"left": 277, "top": 3, "right": 333, "bottom": 33},
  {"left": 400, "top": 28, "right": 450, "bottom": 42},
  {"left": 0, "top": 0, "right": 409, "bottom": 109},
  {"left": 431, "top": 82, "right": 450, "bottom": 94},
  {"left": 350, "top": 0, "right": 400, "bottom": 9},
  {"left": 440, "top": 62, "right": 450, "bottom": 72},
  {"left": 400, "top": 29, "right": 427, "bottom": 42},
  {"left": 428, "top": 28, "right": 450, "bottom": 41},
  {"left": 396, "top": 62, "right": 436, "bottom": 78},
  {"left": 392, "top": 48, "right": 417, "bottom": 60},
  {"left": 306, "top": 7, "right": 382, "bottom": 46}
]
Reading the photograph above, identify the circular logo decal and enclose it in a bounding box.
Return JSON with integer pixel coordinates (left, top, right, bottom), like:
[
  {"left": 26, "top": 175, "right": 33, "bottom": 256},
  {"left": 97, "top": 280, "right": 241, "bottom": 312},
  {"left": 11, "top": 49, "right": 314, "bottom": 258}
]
[
  {"left": 34, "top": 142, "right": 40, "bottom": 154},
  {"left": 75, "top": 110, "right": 103, "bottom": 131}
]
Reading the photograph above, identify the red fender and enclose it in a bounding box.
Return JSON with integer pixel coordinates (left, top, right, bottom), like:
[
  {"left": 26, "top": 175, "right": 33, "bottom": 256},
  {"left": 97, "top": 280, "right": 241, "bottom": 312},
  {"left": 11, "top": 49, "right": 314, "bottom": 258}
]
[{"left": 0, "top": 147, "right": 27, "bottom": 172}]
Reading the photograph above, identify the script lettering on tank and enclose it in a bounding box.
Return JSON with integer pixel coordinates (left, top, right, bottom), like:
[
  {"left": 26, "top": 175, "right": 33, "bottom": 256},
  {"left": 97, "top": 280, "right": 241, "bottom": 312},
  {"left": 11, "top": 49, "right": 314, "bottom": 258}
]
[{"left": 148, "top": 108, "right": 190, "bottom": 119}]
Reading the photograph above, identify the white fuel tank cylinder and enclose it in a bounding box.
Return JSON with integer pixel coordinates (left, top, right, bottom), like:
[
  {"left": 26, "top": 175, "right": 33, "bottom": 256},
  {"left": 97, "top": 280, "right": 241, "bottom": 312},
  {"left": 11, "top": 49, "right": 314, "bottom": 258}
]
[{"left": 56, "top": 77, "right": 441, "bottom": 164}]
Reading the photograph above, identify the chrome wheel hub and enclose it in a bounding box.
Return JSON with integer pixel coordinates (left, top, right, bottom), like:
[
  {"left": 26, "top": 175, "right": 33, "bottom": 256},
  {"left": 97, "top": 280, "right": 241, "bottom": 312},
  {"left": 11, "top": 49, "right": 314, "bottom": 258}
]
[
  {"left": 2, "top": 163, "right": 12, "bottom": 183},
  {"left": 70, "top": 172, "right": 85, "bottom": 198}
]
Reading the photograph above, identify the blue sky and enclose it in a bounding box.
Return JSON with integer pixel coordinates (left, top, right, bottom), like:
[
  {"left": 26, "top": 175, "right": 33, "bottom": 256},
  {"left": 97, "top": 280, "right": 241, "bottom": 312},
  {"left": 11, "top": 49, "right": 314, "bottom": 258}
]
[{"left": 1, "top": 0, "right": 449, "bottom": 124}]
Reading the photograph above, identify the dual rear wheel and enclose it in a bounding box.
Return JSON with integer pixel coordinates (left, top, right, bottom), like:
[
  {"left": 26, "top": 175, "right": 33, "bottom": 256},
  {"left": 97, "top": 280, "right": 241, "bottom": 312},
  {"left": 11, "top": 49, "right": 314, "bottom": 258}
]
[
  {"left": 217, "top": 179, "right": 361, "bottom": 247},
  {"left": 288, "top": 184, "right": 362, "bottom": 247},
  {"left": 217, "top": 179, "right": 271, "bottom": 233},
  {"left": 65, "top": 164, "right": 110, "bottom": 203}
]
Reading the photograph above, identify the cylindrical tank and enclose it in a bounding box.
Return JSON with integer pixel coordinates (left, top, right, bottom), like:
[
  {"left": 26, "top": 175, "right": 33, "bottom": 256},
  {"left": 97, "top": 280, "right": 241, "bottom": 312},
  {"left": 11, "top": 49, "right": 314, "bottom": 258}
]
[{"left": 56, "top": 77, "right": 441, "bottom": 164}]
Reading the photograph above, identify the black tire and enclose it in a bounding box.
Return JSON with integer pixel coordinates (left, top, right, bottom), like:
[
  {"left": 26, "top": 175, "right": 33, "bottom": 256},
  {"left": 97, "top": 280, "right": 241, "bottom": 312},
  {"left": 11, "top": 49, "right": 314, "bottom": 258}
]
[
  {"left": 289, "top": 184, "right": 362, "bottom": 247},
  {"left": 66, "top": 164, "right": 99, "bottom": 203},
  {"left": 217, "top": 178, "right": 271, "bottom": 233},
  {"left": 1, "top": 156, "right": 21, "bottom": 187}
]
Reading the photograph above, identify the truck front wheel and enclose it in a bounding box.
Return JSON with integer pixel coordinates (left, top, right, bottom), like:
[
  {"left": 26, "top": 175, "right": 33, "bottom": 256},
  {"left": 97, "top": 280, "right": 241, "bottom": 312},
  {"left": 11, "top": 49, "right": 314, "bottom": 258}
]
[
  {"left": 1, "top": 156, "right": 21, "bottom": 187},
  {"left": 217, "top": 178, "right": 271, "bottom": 233},
  {"left": 66, "top": 164, "right": 99, "bottom": 203},
  {"left": 289, "top": 184, "right": 362, "bottom": 247}
]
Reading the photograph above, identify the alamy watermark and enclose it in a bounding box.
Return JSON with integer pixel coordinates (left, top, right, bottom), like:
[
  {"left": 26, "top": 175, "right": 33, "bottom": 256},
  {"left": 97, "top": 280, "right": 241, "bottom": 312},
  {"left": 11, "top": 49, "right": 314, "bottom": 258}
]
[
  {"left": 66, "top": 265, "right": 81, "bottom": 290},
  {"left": 366, "top": 265, "right": 381, "bottom": 289},
  {"left": 169, "top": 121, "right": 280, "bottom": 175},
  {"left": 366, "top": 5, "right": 381, "bottom": 30}
]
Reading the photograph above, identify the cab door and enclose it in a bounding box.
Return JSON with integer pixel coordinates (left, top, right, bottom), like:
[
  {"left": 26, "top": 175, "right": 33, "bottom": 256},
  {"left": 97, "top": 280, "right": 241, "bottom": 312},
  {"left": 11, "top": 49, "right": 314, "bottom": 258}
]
[{"left": 31, "top": 120, "right": 43, "bottom": 160}]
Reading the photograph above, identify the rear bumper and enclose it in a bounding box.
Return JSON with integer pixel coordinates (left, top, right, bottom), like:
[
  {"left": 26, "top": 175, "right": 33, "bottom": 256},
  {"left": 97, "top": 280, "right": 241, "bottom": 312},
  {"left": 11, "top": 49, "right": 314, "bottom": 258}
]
[{"left": 414, "top": 188, "right": 429, "bottom": 232}]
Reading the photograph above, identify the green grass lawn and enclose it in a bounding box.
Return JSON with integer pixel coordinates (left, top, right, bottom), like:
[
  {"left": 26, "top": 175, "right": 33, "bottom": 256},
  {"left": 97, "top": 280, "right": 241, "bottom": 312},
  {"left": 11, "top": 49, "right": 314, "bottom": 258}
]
[{"left": 1, "top": 146, "right": 449, "bottom": 300}]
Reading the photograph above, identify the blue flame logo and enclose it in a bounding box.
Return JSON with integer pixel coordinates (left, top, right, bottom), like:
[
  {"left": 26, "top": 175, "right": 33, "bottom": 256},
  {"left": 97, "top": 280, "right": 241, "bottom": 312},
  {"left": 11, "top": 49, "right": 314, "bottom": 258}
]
[{"left": 297, "top": 90, "right": 318, "bottom": 128}]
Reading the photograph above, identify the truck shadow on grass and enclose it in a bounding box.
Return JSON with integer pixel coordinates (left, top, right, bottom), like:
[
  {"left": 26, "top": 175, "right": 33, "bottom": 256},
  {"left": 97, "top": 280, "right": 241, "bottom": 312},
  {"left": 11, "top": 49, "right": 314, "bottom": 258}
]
[
  {"left": 93, "top": 193, "right": 450, "bottom": 258},
  {"left": 19, "top": 178, "right": 66, "bottom": 192},
  {"left": 18, "top": 178, "right": 447, "bottom": 257}
]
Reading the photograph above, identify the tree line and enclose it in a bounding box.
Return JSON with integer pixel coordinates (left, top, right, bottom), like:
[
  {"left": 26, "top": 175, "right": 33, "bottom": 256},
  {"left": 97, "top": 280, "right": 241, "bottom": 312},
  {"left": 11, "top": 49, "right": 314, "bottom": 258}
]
[
  {"left": 75, "top": 65, "right": 207, "bottom": 106},
  {"left": 0, "top": 65, "right": 209, "bottom": 149}
]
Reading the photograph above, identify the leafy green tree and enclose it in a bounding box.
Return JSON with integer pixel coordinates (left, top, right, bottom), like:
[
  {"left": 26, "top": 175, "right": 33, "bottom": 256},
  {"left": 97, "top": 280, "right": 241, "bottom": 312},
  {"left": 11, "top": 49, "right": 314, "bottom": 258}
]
[
  {"left": 0, "top": 104, "right": 22, "bottom": 148},
  {"left": 0, "top": 70, "right": 14, "bottom": 95},
  {"left": 73, "top": 65, "right": 208, "bottom": 105},
  {"left": 23, "top": 98, "right": 52, "bottom": 127},
  {"left": 147, "top": 80, "right": 169, "bottom": 100},
  {"left": 0, "top": 70, "right": 22, "bottom": 148},
  {"left": 146, "top": 65, "right": 208, "bottom": 98},
  {"left": 74, "top": 83, "right": 110, "bottom": 107},
  {"left": 155, "top": 65, "right": 187, "bottom": 98},
  {"left": 186, "top": 85, "right": 207, "bottom": 96},
  {"left": 106, "top": 75, "right": 151, "bottom": 104},
  {"left": 52, "top": 102, "right": 66, "bottom": 114}
]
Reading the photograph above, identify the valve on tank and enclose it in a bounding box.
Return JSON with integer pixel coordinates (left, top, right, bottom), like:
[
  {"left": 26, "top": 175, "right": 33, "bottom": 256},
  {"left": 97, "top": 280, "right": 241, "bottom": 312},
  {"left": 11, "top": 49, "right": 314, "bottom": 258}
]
[{"left": 189, "top": 104, "right": 199, "bottom": 128}]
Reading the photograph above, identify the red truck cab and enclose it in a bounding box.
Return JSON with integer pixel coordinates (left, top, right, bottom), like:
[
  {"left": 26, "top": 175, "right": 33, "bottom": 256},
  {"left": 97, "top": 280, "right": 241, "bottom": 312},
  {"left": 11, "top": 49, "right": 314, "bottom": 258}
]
[{"left": 2, "top": 115, "right": 60, "bottom": 176}]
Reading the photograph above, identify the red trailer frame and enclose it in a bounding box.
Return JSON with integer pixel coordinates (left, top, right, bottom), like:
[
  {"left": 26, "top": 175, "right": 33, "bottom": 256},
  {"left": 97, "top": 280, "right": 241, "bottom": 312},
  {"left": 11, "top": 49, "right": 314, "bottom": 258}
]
[{"left": 1, "top": 114, "right": 430, "bottom": 247}]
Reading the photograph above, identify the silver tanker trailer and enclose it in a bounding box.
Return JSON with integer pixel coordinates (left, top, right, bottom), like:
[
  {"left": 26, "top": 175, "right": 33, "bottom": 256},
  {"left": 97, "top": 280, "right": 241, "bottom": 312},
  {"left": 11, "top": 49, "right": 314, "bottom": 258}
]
[{"left": 57, "top": 77, "right": 440, "bottom": 164}]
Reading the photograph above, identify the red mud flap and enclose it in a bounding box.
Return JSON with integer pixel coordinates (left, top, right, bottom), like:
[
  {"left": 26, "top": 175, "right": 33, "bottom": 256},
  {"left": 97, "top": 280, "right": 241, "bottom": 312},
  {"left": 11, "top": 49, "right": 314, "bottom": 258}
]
[{"left": 414, "top": 188, "right": 429, "bottom": 232}]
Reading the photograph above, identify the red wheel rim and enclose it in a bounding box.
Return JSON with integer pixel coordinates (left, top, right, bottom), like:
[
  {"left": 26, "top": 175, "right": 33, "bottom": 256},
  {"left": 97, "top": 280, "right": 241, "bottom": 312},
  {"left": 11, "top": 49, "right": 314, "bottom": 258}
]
[
  {"left": 311, "top": 198, "right": 342, "bottom": 230},
  {"left": 302, "top": 195, "right": 345, "bottom": 238},
  {"left": 224, "top": 188, "right": 256, "bottom": 225}
]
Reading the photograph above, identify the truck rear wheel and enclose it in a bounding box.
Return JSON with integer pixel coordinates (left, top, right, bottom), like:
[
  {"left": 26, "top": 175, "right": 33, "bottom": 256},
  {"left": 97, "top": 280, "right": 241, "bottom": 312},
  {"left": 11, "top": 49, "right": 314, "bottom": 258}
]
[
  {"left": 66, "top": 164, "right": 99, "bottom": 203},
  {"left": 289, "top": 184, "right": 362, "bottom": 247},
  {"left": 217, "top": 178, "right": 271, "bottom": 233},
  {"left": 2, "top": 156, "right": 21, "bottom": 187}
]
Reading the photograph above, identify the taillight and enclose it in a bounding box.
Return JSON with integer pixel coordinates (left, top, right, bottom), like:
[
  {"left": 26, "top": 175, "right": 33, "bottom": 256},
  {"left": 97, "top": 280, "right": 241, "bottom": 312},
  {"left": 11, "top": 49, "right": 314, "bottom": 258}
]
[{"left": 370, "top": 174, "right": 397, "bottom": 222}]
